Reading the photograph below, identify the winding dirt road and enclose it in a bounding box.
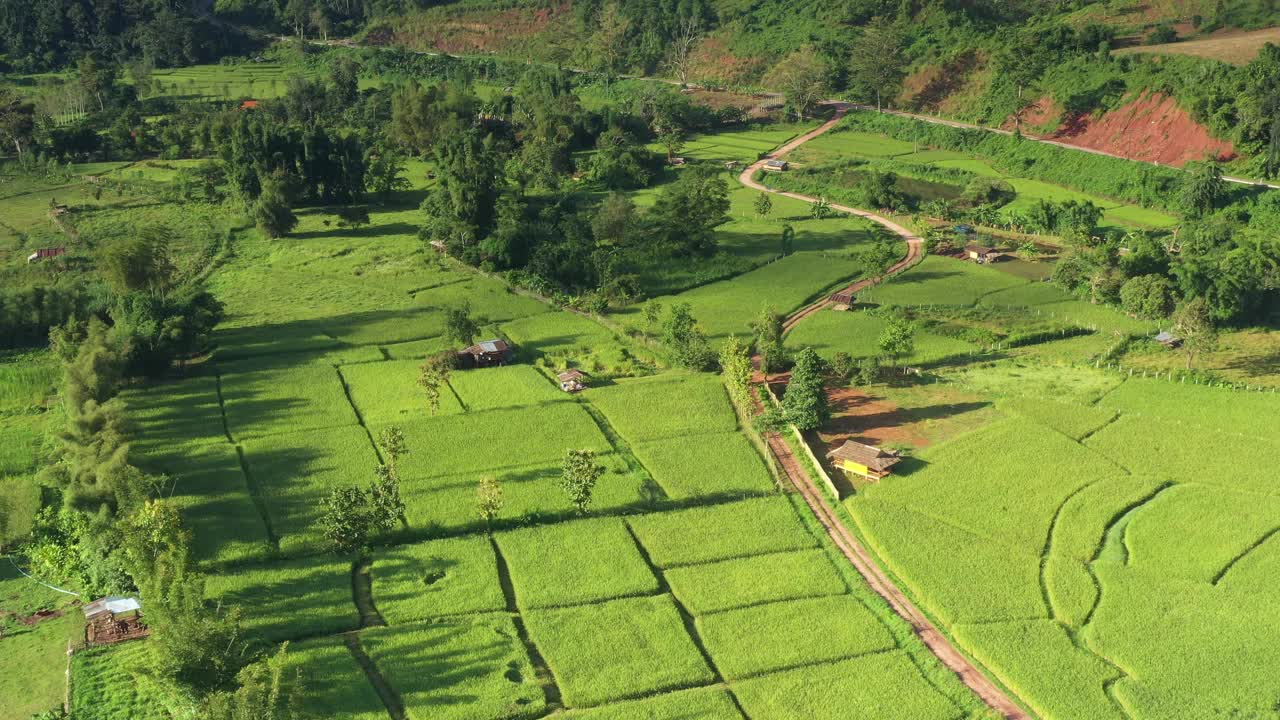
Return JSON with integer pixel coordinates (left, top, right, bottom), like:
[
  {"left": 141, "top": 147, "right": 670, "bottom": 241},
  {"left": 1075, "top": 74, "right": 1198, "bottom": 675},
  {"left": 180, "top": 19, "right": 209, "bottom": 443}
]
[{"left": 741, "top": 112, "right": 1033, "bottom": 720}]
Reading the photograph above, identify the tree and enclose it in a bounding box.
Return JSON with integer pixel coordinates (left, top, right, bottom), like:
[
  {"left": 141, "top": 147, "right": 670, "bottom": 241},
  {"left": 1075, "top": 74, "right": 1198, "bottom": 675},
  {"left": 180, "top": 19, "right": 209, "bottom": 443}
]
[
  {"left": 418, "top": 353, "right": 452, "bottom": 415},
  {"left": 751, "top": 305, "right": 786, "bottom": 373},
  {"left": 0, "top": 90, "right": 36, "bottom": 157},
  {"left": 655, "top": 124, "right": 685, "bottom": 164},
  {"left": 1120, "top": 275, "right": 1175, "bottom": 320},
  {"left": 1171, "top": 297, "right": 1218, "bottom": 369},
  {"left": 719, "top": 335, "right": 753, "bottom": 408},
  {"left": 368, "top": 465, "right": 404, "bottom": 534},
  {"left": 754, "top": 192, "right": 773, "bottom": 219},
  {"left": 781, "top": 348, "right": 829, "bottom": 431},
  {"left": 321, "top": 487, "right": 370, "bottom": 554},
  {"left": 379, "top": 427, "right": 408, "bottom": 467},
  {"left": 77, "top": 57, "right": 118, "bottom": 112},
  {"left": 665, "top": 15, "right": 703, "bottom": 86},
  {"left": 336, "top": 205, "right": 371, "bottom": 230},
  {"left": 561, "top": 449, "right": 604, "bottom": 513},
  {"left": 100, "top": 226, "right": 177, "bottom": 297},
  {"left": 592, "top": 192, "right": 637, "bottom": 247},
  {"left": 202, "top": 644, "right": 308, "bottom": 720},
  {"left": 588, "top": 2, "right": 632, "bottom": 75},
  {"left": 810, "top": 197, "right": 835, "bottom": 219},
  {"left": 649, "top": 165, "right": 730, "bottom": 257},
  {"left": 420, "top": 129, "right": 502, "bottom": 255},
  {"left": 662, "top": 303, "right": 714, "bottom": 370},
  {"left": 855, "top": 356, "right": 881, "bottom": 385},
  {"left": 830, "top": 352, "right": 855, "bottom": 383},
  {"left": 850, "top": 17, "right": 906, "bottom": 112},
  {"left": 877, "top": 314, "right": 917, "bottom": 369},
  {"left": 365, "top": 145, "right": 410, "bottom": 202},
  {"left": 780, "top": 224, "right": 795, "bottom": 256},
  {"left": 1181, "top": 161, "right": 1225, "bottom": 217},
  {"left": 252, "top": 175, "right": 298, "bottom": 239},
  {"left": 129, "top": 60, "right": 154, "bottom": 99},
  {"left": 764, "top": 46, "right": 828, "bottom": 119},
  {"left": 444, "top": 302, "right": 479, "bottom": 347},
  {"left": 477, "top": 476, "right": 503, "bottom": 525},
  {"left": 642, "top": 300, "right": 663, "bottom": 336},
  {"left": 587, "top": 127, "right": 652, "bottom": 189}
]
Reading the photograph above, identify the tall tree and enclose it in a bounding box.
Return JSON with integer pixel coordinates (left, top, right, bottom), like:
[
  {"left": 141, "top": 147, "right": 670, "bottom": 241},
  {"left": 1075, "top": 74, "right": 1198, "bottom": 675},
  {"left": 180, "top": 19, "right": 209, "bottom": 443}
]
[
  {"left": 477, "top": 476, "right": 503, "bottom": 526},
  {"left": 751, "top": 305, "right": 786, "bottom": 373},
  {"left": 665, "top": 15, "right": 703, "bottom": 86},
  {"left": 417, "top": 353, "right": 452, "bottom": 415},
  {"left": 561, "top": 449, "right": 604, "bottom": 514},
  {"left": 444, "top": 302, "right": 479, "bottom": 347},
  {"left": 648, "top": 165, "right": 730, "bottom": 257},
  {"left": 252, "top": 175, "right": 298, "bottom": 239},
  {"left": 877, "top": 314, "right": 917, "bottom": 369},
  {"left": 781, "top": 347, "right": 830, "bottom": 431},
  {"left": 754, "top": 192, "right": 773, "bottom": 219},
  {"left": 764, "top": 46, "right": 829, "bottom": 119},
  {"left": 661, "top": 303, "right": 714, "bottom": 370},
  {"left": 850, "top": 17, "right": 906, "bottom": 112},
  {"left": 321, "top": 487, "right": 370, "bottom": 555},
  {"left": 1181, "top": 161, "right": 1226, "bottom": 217},
  {"left": 719, "top": 334, "right": 754, "bottom": 408},
  {"left": 1171, "top": 297, "right": 1218, "bottom": 369}
]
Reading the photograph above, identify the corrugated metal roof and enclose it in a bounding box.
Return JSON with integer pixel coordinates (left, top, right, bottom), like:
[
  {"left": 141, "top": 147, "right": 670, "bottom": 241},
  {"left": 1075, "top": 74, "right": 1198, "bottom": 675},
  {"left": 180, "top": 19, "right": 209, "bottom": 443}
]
[{"left": 83, "top": 596, "right": 142, "bottom": 618}]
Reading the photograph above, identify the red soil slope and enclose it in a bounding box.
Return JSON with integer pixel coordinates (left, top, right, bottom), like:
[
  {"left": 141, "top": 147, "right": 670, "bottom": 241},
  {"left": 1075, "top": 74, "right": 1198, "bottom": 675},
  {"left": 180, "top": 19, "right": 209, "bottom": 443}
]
[{"left": 1049, "top": 91, "right": 1235, "bottom": 166}]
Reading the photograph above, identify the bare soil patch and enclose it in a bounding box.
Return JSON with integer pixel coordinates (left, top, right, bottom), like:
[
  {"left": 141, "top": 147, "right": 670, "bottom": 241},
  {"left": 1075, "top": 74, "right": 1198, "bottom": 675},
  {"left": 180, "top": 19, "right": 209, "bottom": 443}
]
[{"left": 1049, "top": 91, "right": 1234, "bottom": 166}]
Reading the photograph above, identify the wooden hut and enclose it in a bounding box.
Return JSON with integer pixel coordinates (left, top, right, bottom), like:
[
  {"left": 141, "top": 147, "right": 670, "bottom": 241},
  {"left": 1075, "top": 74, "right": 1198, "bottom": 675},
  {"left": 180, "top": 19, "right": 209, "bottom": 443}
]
[
  {"left": 829, "top": 291, "right": 856, "bottom": 310},
  {"left": 457, "top": 339, "right": 512, "bottom": 368},
  {"left": 762, "top": 159, "right": 789, "bottom": 172},
  {"left": 83, "top": 596, "right": 147, "bottom": 646},
  {"left": 965, "top": 244, "right": 1000, "bottom": 264},
  {"left": 827, "top": 440, "right": 901, "bottom": 482},
  {"left": 27, "top": 248, "right": 66, "bottom": 263},
  {"left": 557, "top": 369, "right": 587, "bottom": 393}
]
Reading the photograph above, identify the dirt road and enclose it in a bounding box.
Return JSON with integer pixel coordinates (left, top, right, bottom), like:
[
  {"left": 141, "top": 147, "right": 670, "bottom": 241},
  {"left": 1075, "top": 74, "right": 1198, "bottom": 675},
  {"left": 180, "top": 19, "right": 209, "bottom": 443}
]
[{"left": 741, "top": 113, "right": 1033, "bottom": 720}]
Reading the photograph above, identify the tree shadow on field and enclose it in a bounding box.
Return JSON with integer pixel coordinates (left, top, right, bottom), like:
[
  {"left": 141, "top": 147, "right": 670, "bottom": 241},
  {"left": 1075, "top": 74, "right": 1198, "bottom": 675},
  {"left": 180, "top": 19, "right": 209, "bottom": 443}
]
[
  {"left": 373, "top": 552, "right": 464, "bottom": 618},
  {"left": 292, "top": 222, "right": 420, "bottom": 241},
  {"left": 362, "top": 619, "right": 538, "bottom": 714},
  {"left": 216, "top": 560, "right": 360, "bottom": 643}
]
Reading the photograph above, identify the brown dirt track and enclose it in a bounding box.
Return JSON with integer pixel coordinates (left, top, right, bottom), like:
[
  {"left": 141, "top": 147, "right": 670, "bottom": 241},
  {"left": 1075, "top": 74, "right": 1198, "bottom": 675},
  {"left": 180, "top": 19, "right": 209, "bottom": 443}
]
[{"left": 741, "top": 109, "right": 1032, "bottom": 720}]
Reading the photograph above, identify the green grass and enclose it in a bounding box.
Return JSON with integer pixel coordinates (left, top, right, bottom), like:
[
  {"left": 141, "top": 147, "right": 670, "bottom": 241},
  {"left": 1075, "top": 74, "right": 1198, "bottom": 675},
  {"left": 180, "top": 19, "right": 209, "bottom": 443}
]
[
  {"left": 242, "top": 425, "right": 381, "bottom": 554},
  {"left": 587, "top": 374, "right": 738, "bottom": 443},
  {"left": 220, "top": 364, "right": 359, "bottom": 440},
  {"left": 204, "top": 555, "right": 360, "bottom": 642},
  {"left": 382, "top": 402, "right": 610, "bottom": 480},
  {"left": 340, "top": 359, "right": 465, "bottom": 424},
  {"left": 1085, "top": 415, "right": 1280, "bottom": 495},
  {"left": 0, "top": 473, "right": 40, "bottom": 546},
  {"left": 500, "top": 311, "right": 616, "bottom": 359},
  {"left": 559, "top": 686, "right": 744, "bottom": 719},
  {"left": 496, "top": 517, "right": 659, "bottom": 609},
  {"left": 371, "top": 536, "right": 505, "bottom": 624},
  {"left": 398, "top": 454, "right": 659, "bottom": 533},
  {"left": 997, "top": 395, "right": 1117, "bottom": 440},
  {"left": 731, "top": 651, "right": 964, "bottom": 720},
  {"left": 790, "top": 129, "right": 919, "bottom": 163},
  {"left": 1097, "top": 377, "right": 1280, "bottom": 442},
  {"left": 0, "top": 573, "right": 81, "bottom": 720},
  {"left": 361, "top": 615, "right": 545, "bottom": 720},
  {"left": 273, "top": 637, "right": 389, "bottom": 720},
  {"left": 0, "top": 351, "right": 58, "bottom": 413},
  {"left": 0, "top": 413, "right": 41, "bottom": 476},
  {"left": 71, "top": 642, "right": 192, "bottom": 720},
  {"left": 952, "top": 619, "right": 1126, "bottom": 720},
  {"left": 664, "top": 548, "right": 847, "bottom": 615},
  {"left": 785, "top": 309, "right": 979, "bottom": 366},
  {"left": 699, "top": 595, "right": 894, "bottom": 679},
  {"left": 525, "top": 594, "right": 714, "bottom": 708},
  {"left": 447, "top": 365, "right": 565, "bottom": 410},
  {"left": 627, "top": 496, "right": 818, "bottom": 568},
  {"left": 859, "top": 255, "right": 1027, "bottom": 307},
  {"left": 630, "top": 431, "right": 775, "bottom": 499}
]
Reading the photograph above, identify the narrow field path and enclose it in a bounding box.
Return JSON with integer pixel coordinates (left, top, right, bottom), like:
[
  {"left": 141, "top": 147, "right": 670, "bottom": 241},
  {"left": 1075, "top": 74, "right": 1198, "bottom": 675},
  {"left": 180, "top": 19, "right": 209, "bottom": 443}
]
[{"left": 740, "top": 113, "right": 1032, "bottom": 720}]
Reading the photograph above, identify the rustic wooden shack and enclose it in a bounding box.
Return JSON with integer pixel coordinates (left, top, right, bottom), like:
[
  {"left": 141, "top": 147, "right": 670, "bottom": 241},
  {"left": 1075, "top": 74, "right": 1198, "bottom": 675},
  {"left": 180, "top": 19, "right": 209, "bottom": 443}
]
[
  {"left": 827, "top": 440, "right": 901, "bottom": 482},
  {"left": 557, "top": 369, "right": 587, "bottom": 393},
  {"left": 829, "top": 291, "right": 856, "bottom": 310},
  {"left": 965, "top": 244, "right": 1000, "bottom": 264},
  {"left": 83, "top": 596, "right": 147, "bottom": 646},
  {"left": 762, "top": 159, "right": 789, "bottom": 172},
  {"left": 27, "top": 248, "right": 66, "bottom": 263},
  {"left": 457, "top": 339, "right": 512, "bottom": 368}
]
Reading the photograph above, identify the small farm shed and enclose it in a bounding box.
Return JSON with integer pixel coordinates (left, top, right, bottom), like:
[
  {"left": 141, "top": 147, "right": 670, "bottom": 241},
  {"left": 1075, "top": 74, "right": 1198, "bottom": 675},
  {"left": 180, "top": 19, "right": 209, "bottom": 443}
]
[
  {"left": 557, "top": 369, "right": 587, "bottom": 393},
  {"left": 965, "top": 244, "right": 1000, "bottom": 263},
  {"left": 240, "top": 99, "right": 260, "bottom": 110},
  {"left": 762, "top": 159, "right": 789, "bottom": 172},
  {"left": 83, "top": 596, "right": 147, "bottom": 646},
  {"left": 458, "top": 339, "right": 512, "bottom": 368},
  {"left": 669, "top": 156, "right": 688, "bottom": 166},
  {"left": 829, "top": 291, "right": 856, "bottom": 310},
  {"left": 1154, "top": 331, "right": 1182, "bottom": 348},
  {"left": 827, "top": 440, "right": 901, "bottom": 481},
  {"left": 27, "top": 247, "right": 66, "bottom": 263}
]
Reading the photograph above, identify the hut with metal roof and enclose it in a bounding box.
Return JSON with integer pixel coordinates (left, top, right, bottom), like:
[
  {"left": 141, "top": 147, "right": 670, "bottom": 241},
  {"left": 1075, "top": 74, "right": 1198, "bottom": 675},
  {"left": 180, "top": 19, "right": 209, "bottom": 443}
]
[
  {"left": 83, "top": 596, "right": 147, "bottom": 646},
  {"left": 826, "top": 440, "right": 901, "bottom": 481},
  {"left": 557, "top": 369, "right": 587, "bottom": 393},
  {"left": 457, "top": 339, "right": 512, "bottom": 368},
  {"left": 762, "top": 159, "right": 789, "bottom": 172}
]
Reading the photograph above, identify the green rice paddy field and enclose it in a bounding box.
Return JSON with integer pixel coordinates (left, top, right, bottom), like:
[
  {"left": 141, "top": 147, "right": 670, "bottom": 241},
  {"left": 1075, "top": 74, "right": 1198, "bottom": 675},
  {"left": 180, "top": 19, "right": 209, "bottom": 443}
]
[
  {"left": 30, "top": 122, "right": 1011, "bottom": 720},
  {"left": 7, "top": 107, "right": 1279, "bottom": 720}
]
